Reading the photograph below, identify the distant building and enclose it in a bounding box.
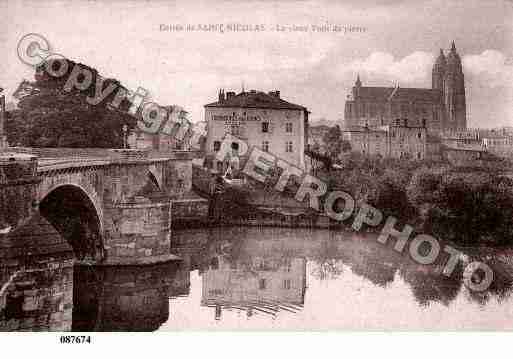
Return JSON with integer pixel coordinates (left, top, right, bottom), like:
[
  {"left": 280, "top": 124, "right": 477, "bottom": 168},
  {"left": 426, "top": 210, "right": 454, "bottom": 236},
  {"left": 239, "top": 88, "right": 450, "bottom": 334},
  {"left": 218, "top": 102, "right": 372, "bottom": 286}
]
[
  {"left": 481, "top": 133, "right": 513, "bottom": 157},
  {"left": 344, "top": 42, "right": 467, "bottom": 133},
  {"left": 343, "top": 119, "right": 428, "bottom": 160},
  {"left": 307, "top": 124, "right": 332, "bottom": 153},
  {"left": 442, "top": 147, "right": 493, "bottom": 167},
  {"left": 438, "top": 128, "right": 513, "bottom": 158},
  {"left": 440, "top": 128, "right": 482, "bottom": 150},
  {"left": 128, "top": 105, "right": 194, "bottom": 151},
  {"left": 204, "top": 89, "right": 309, "bottom": 170}
]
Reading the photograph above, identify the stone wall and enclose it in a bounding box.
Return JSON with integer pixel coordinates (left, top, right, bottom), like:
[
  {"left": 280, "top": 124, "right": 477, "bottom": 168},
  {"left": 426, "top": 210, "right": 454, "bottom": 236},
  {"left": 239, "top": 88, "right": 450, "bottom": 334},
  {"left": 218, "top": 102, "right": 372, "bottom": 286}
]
[
  {"left": 0, "top": 215, "right": 74, "bottom": 332},
  {"left": 0, "top": 154, "right": 40, "bottom": 230}
]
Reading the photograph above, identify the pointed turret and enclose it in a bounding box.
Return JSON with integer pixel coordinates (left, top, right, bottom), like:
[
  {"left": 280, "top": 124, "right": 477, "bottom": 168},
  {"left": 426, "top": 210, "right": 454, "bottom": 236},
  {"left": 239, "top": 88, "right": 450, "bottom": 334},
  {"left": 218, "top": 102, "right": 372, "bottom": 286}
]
[
  {"left": 446, "top": 41, "right": 462, "bottom": 70},
  {"left": 355, "top": 73, "right": 362, "bottom": 87},
  {"left": 443, "top": 41, "right": 466, "bottom": 130},
  {"left": 352, "top": 74, "right": 362, "bottom": 100},
  {"left": 432, "top": 49, "right": 446, "bottom": 90}
]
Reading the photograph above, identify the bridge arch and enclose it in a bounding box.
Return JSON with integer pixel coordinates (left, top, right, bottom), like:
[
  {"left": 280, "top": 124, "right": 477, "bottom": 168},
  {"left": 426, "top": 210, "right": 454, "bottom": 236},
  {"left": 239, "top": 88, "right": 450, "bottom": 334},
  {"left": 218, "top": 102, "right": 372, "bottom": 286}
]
[{"left": 39, "top": 184, "right": 104, "bottom": 261}]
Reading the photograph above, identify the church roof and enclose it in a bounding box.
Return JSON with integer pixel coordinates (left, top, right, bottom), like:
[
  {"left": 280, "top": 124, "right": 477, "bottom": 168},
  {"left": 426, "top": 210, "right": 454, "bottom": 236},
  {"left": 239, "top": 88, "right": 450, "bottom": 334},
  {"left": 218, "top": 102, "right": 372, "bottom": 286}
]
[
  {"left": 205, "top": 90, "right": 307, "bottom": 111},
  {"left": 390, "top": 87, "right": 442, "bottom": 102},
  {"left": 355, "top": 86, "right": 442, "bottom": 103}
]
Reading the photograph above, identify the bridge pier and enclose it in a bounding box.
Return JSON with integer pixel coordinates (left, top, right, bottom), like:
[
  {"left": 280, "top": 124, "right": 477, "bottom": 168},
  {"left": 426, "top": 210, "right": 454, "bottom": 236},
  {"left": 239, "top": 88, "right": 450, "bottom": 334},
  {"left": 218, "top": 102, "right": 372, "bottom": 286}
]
[{"left": 102, "top": 198, "right": 178, "bottom": 265}]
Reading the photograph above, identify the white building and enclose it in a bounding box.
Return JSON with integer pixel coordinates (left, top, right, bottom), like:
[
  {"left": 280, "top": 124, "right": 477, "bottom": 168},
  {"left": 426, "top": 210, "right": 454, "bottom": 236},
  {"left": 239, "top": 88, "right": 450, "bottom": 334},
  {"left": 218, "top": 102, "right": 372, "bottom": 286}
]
[{"left": 204, "top": 90, "right": 309, "bottom": 170}]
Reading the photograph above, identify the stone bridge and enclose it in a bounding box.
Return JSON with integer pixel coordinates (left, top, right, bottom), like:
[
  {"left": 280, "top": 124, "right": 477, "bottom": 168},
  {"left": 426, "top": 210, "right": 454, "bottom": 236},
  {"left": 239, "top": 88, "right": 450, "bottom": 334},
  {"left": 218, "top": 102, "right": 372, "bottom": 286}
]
[{"left": 0, "top": 148, "right": 208, "bottom": 266}]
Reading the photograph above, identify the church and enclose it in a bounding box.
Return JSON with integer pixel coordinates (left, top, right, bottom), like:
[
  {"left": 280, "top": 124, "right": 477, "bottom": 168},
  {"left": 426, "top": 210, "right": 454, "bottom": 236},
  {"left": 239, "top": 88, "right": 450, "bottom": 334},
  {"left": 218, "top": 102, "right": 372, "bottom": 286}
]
[{"left": 343, "top": 41, "right": 467, "bottom": 133}]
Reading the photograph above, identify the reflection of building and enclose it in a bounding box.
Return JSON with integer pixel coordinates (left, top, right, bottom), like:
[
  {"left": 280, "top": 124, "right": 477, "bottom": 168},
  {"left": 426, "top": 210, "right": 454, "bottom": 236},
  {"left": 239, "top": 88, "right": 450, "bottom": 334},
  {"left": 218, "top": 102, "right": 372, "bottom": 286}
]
[
  {"left": 204, "top": 89, "right": 309, "bottom": 170},
  {"left": 201, "top": 255, "right": 306, "bottom": 318},
  {"left": 344, "top": 42, "right": 466, "bottom": 133}
]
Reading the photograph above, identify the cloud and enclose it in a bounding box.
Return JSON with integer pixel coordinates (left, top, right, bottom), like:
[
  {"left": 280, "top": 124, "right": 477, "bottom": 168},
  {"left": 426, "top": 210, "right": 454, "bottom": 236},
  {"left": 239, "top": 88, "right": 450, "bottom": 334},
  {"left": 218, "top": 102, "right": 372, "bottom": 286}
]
[
  {"left": 463, "top": 50, "right": 513, "bottom": 88},
  {"left": 338, "top": 51, "right": 434, "bottom": 85}
]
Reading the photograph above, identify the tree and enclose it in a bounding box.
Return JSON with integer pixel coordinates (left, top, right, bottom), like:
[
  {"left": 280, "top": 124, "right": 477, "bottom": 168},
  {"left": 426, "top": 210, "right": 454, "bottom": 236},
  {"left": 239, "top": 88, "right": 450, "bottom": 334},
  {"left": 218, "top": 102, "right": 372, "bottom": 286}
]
[
  {"left": 322, "top": 124, "right": 343, "bottom": 160},
  {"left": 7, "top": 59, "right": 137, "bottom": 148},
  {"left": 341, "top": 139, "right": 352, "bottom": 153}
]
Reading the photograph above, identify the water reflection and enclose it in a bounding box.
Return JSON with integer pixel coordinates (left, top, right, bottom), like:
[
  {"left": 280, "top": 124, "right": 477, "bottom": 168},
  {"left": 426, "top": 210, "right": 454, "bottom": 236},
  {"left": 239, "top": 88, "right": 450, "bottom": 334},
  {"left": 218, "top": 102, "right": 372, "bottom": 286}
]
[
  {"left": 72, "top": 263, "right": 178, "bottom": 331},
  {"left": 163, "top": 227, "right": 513, "bottom": 330},
  {"left": 201, "top": 252, "right": 306, "bottom": 319},
  {"left": 3, "top": 226, "right": 513, "bottom": 331}
]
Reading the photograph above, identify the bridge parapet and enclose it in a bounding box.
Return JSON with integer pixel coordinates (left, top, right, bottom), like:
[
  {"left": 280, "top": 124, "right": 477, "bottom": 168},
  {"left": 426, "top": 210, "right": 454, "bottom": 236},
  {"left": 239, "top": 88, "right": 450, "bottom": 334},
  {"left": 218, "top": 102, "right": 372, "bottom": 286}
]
[{"left": 108, "top": 148, "right": 150, "bottom": 161}]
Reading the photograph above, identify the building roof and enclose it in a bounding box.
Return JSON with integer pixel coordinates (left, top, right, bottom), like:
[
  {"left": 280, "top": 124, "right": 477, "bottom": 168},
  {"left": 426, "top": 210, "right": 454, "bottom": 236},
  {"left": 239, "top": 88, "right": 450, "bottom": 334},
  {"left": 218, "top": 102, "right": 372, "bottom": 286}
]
[
  {"left": 343, "top": 126, "right": 388, "bottom": 134},
  {"left": 354, "top": 87, "right": 394, "bottom": 101},
  {"left": 354, "top": 86, "right": 442, "bottom": 103},
  {"left": 205, "top": 90, "right": 307, "bottom": 111}
]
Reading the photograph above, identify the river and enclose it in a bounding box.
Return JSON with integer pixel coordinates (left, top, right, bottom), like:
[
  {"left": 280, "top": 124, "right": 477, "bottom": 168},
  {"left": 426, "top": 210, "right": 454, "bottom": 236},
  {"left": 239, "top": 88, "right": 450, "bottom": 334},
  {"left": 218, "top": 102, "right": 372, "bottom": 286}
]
[{"left": 3, "top": 227, "right": 513, "bottom": 331}]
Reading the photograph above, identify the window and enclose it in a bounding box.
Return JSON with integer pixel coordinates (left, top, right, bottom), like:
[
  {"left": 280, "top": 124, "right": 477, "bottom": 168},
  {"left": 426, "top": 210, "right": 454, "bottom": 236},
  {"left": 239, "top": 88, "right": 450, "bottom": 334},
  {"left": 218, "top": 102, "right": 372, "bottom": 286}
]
[
  {"left": 231, "top": 142, "right": 239, "bottom": 154},
  {"left": 262, "top": 122, "right": 269, "bottom": 133},
  {"left": 231, "top": 125, "right": 239, "bottom": 136},
  {"left": 259, "top": 278, "right": 267, "bottom": 290},
  {"left": 262, "top": 140, "right": 269, "bottom": 152},
  {"left": 370, "top": 104, "right": 376, "bottom": 117},
  {"left": 213, "top": 141, "right": 221, "bottom": 152},
  {"left": 174, "top": 140, "right": 183, "bottom": 150},
  {"left": 286, "top": 122, "right": 293, "bottom": 133},
  {"left": 283, "top": 279, "right": 291, "bottom": 290},
  {"left": 418, "top": 132, "right": 422, "bottom": 139},
  {"left": 285, "top": 141, "right": 293, "bottom": 153}
]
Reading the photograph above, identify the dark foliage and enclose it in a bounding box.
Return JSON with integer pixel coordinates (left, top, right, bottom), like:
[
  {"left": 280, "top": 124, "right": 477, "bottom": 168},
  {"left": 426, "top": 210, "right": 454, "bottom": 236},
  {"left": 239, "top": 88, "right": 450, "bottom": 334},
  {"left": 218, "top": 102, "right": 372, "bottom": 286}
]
[{"left": 6, "top": 58, "right": 136, "bottom": 148}]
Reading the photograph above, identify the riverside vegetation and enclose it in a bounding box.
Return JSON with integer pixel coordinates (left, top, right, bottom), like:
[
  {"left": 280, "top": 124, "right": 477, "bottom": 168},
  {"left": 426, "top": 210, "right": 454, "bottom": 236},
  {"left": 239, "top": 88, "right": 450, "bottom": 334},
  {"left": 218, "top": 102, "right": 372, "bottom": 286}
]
[{"left": 200, "top": 151, "right": 513, "bottom": 248}]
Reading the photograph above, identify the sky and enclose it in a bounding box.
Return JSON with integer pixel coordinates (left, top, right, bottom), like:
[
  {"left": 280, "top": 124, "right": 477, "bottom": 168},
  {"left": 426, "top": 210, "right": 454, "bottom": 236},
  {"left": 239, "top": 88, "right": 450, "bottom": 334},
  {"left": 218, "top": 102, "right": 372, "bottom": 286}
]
[{"left": 1, "top": 0, "right": 513, "bottom": 128}]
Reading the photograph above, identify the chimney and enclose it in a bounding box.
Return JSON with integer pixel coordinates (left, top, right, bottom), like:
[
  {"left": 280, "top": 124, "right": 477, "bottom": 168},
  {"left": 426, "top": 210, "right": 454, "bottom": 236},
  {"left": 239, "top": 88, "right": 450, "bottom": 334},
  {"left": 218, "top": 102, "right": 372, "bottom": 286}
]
[
  {"left": 403, "top": 118, "right": 408, "bottom": 127},
  {"left": 218, "top": 89, "right": 225, "bottom": 102},
  {"left": 226, "top": 91, "right": 236, "bottom": 99},
  {"left": 268, "top": 90, "right": 280, "bottom": 98}
]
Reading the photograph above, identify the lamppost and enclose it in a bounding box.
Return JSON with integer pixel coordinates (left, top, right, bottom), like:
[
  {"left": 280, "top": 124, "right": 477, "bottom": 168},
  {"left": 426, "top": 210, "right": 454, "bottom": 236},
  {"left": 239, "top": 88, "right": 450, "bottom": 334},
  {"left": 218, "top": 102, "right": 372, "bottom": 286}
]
[{"left": 122, "top": 124, "right": 128, "bottom": 149}]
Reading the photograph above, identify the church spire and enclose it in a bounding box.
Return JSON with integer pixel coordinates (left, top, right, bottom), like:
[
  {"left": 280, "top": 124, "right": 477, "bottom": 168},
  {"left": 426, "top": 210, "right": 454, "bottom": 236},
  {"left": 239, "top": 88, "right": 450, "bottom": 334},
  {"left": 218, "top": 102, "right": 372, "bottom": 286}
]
[
  {"left": 451, "top": 40, "right": 456, "bottom": 52},
  {"left": 432, "top": 49, "right": 446, "bottom": 90},
  {"left": 355, "top": 73, "right": 362, "bottom": 87}
]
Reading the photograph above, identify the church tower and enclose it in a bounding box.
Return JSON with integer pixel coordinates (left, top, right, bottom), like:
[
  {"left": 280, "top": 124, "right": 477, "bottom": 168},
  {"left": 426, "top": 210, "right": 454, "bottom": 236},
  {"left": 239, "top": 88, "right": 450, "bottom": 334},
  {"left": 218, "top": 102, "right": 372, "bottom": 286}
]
[
  {"left": 443, "top": 41, "right": 466, "bottom": 129},
  {"left": 432, "top": 49, "right": 446, "bottom": 91}
]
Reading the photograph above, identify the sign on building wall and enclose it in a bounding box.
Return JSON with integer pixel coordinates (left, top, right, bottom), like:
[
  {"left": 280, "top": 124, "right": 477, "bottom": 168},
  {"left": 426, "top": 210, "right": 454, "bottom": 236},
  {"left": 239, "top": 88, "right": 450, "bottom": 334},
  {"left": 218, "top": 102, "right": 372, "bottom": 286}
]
[{"left": 212, "top": 114, "right": 262, "bottom": 122}]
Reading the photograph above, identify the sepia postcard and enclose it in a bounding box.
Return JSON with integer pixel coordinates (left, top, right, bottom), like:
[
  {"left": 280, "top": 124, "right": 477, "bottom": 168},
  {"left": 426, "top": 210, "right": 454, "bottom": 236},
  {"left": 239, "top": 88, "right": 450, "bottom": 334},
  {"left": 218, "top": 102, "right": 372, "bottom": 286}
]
[{"left": 1, "top": 0, "right": 513, "bottom": 350}]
